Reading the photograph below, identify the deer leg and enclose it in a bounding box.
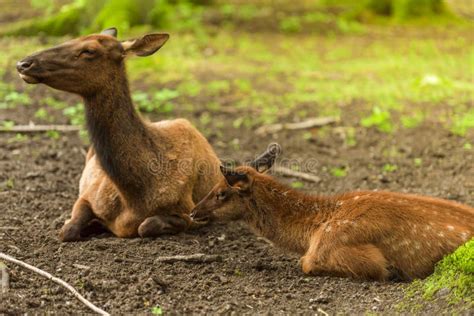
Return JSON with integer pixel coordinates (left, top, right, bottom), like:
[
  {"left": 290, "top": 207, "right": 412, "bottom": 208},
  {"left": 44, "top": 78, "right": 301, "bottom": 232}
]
[
  {"left": 301, "top": 243, "right": 389, "bottom": 281},
  {"left": 138, "top": 214, "right": 190, "bottom": 237},
  {"left": 59, "top": 198, "right": 95, "bottom": 242}
]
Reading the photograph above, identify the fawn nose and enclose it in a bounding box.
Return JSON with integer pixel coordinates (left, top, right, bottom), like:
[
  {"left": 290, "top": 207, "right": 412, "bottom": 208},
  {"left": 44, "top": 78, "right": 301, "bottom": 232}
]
[{"left": 16, "top": 59, "right": 34, "bottom": 73}]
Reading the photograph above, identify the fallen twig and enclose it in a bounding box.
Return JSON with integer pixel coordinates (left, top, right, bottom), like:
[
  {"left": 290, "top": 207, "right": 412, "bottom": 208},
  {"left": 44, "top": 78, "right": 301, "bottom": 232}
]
[
  {"left": 273, "top": 165, "right": 321, "bottom": 183},
  {"left": 1, "top": 262, "right": 9, "bottom": 293},
  {"left": 256, "top": 236, "right": 274, "bottom": 247},
  {"left": 0, "top": 252, "right": 109, "bottom": 315},
  {"left": 317, "top": 308, "right": 329, "bottom": 316},
  {"left": 155, "top": 253, "right": 222, "bottom": 264},
  {"left": 0, "top": 125, "right": 81, "bottom": 133},
  {"left": 255, "top": 117, "right": 339, "bottom": 136}
]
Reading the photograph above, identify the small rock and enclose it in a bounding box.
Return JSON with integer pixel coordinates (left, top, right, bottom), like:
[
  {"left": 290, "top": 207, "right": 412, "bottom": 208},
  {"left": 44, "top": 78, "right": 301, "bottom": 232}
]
[{"left": 436, "top": 287, "right": 450, "bottom": 298}]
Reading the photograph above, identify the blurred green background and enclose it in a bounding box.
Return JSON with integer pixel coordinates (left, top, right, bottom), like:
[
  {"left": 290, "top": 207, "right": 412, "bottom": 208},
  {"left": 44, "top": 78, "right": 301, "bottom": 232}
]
[{"left": 0, "top": 0, "right": 473, "bottom": 140}]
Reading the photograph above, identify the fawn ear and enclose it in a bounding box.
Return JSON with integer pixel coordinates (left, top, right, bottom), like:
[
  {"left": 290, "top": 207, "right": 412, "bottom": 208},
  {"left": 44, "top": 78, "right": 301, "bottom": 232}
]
[
  {"left": 121, "top": 33, "right": 169, "bottom": 57},
  {"left": 101, "top": 27, "right": 118, "bottom": 38},
  {"left": 220, "top": 165, "right": 251, "bottom": 191},
  {"left": 250, "top": 143, "right": 281, "bottom": 173}
]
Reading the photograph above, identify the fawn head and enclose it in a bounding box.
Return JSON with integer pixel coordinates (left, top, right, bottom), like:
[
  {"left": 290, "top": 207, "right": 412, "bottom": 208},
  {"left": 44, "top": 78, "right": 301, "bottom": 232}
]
[
  {"left": 17, "top": 28, "right": 169, "bottom": 96},
  {"left": 191, "top": 143, "right": 281, "bottom": 222}
]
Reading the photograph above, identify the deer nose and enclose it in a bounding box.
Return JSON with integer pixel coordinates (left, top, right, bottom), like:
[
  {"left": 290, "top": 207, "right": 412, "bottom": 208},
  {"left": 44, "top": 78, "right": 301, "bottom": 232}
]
[{"left": 16, "top": 59, "right": 34, "bottom": 73}]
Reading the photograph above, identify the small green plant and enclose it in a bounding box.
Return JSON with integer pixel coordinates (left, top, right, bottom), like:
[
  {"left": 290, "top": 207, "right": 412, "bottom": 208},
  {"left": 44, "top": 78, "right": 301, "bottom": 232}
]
[
  {"left": 450, "top": 109, "right": 474, "bottom": 137},
  {"left": 2, "top": 120, "right": 15, "bottom": 130},
  {"left": 4, "top": 178, "right": 15, "bottom": 189},
  {"left": 414, "top": 158, "right": 422, "bottom": 167},
  {"left": 151, "top": 306, "right": 163, "bottom": 315},
  {"left": 133, "top": 89, "right": 178, "bottom": 113},
  {"left": 199, "top": 112, "right": 212, "bottom": 126},
  {"left": 8, "top": 133, "right": 28, "bottom": 143},
  {"left": 463, "top": 143, "right": 472, "bottom": 150},
  {"left": 383, "top": 163, "right": 398, "bottom": 172},
  {"left": 401, "top": 112, "right": 424, "bottom": 129},
  {"left": 41, "top": 97, "right": 68, "bottom": 110},
  {"left": 344, "top": 127, "right": 357, "bottom": 147},
  {"left": 34, "top": 108, "right": 52, "bottom": 121},
  {"left": 330, "top": 167, "right": 348, "bottom": 178},
  {"left": 47, "top": 130, "right": 61, "bottom": 140},
  {"left": 361, "top": 107, "right": 393, "bottom": 133},
  {"left": 279, "top": 16, "right": 302, "bottom": 33},
  {"left": 63, "top": 103, "right": 85, "bottom": 126},
  {"left": 206, "top": 80, "right": 231, "bottom": 96},
  {"left": 0, "top": 91, "right": 31, "bottom": 109},
  {"left": 291, "top": 181, "right": 304, "bottom": 189}
]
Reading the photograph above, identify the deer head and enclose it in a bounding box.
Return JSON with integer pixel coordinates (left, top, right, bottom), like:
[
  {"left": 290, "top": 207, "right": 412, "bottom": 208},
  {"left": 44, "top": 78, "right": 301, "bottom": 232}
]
[
  {"left": 191, "top": 143, "right": 281, "bottom": 222},
  {"left": 16, "top": 28, "right": 169, "bottom": 96}
]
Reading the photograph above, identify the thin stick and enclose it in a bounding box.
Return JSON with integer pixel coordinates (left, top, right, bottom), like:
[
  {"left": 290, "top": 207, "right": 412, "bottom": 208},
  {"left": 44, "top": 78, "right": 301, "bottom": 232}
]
[
  {"left": 0, "top": 125, "right": 81, "bottom": 133},
  {"left": 255, "top": 117, "right": 339, "bottom": 136},
  {"left": 155, "top": 253, "right": 222, "bottom": 264},
  {"left": 273, "top": 165, "right": 321, "bottom": 183},
  {"left": 0, "top": 252, "right": 109, "bottom": 315},
  {"left": 1, "top": 262, "right": 9, "bottom": 293}
]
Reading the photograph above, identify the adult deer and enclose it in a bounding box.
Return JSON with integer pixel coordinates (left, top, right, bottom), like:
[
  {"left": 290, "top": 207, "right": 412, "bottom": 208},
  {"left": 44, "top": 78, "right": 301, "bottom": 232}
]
[
  {"left": 191, "top": 144, "right": 474, "bottom": 281},
  {"left": 17, "top": 28, "right": 222, "bottom": 241}
]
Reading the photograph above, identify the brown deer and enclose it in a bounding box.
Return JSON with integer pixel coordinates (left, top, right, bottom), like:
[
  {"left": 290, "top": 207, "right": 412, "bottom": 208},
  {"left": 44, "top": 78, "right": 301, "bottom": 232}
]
[
  {"left": 191, "top": 143, "right": 474, "bottom": 281},
  {"left": 17, "top": 28, "right": 223, "bottom": 241}
]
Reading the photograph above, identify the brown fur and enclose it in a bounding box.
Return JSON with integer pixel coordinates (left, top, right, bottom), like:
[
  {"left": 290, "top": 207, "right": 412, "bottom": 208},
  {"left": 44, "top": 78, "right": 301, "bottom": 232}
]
[
  {"left": 192, "top": 153, "right": 474, "bottom": 281},
  {"left": 17, "top": 29, "right": 223, "bottom": 241}
]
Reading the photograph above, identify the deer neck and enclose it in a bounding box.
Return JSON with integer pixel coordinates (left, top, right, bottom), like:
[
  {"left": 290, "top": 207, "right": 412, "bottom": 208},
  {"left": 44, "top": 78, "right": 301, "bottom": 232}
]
[
  {"left": 83, "top": 72, "right": 158, "bottom": 204},
  {"left": 245, "top": 177, "right": 330, "bottom": 254}
]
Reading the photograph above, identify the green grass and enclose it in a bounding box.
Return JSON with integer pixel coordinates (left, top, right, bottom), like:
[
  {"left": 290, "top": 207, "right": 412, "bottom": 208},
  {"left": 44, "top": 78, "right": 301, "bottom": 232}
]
[{"left": 401, "top": 239, "right": 474, "bottom": 312}]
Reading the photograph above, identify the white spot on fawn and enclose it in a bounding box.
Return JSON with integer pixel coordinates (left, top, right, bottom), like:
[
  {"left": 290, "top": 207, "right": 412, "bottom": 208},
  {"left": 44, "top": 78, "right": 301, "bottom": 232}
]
[
  {"left": 461, "top": 232, "right": 468, "bottom": 241},
  {"left": 354, "top": 196, "right": 360, "bottom": 200},
  {"left": 438, "top": 232, "right": 445, "bottom": 238},
  {"left": 325, "top": 225, "right": 332, "bottom": 233},
  {"left": 447, "top": 225, "right": 454, "bottom": 231}
]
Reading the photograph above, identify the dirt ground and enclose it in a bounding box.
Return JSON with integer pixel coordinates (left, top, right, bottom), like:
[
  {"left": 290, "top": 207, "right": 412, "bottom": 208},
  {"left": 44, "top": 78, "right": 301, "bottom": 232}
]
[{"left": 1, "top": 77, "right": 473, "bottom": 315}]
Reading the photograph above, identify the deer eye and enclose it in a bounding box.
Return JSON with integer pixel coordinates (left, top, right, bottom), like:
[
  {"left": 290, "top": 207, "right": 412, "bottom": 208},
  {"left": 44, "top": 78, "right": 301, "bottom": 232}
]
[
  {"left": 216, "top": 191, "right": 227, "bottom": 200},
  {"left": 79, "top": 49, "right": 96, "bottom": 57}
]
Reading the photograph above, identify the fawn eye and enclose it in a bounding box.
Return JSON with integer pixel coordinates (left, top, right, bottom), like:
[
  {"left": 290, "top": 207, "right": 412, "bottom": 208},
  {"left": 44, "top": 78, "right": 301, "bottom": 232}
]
[{"left": 216, "top": 191, "right": 227, "bottom": 200}]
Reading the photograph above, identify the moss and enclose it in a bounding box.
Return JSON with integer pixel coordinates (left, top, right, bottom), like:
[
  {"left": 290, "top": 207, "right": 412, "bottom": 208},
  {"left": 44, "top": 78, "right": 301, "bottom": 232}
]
[
  {"left": 401, "top": 239, "right": 474, "bottom": 312},
  {"left": 422, "top": 238, "right": 474, "bottom": 304}
]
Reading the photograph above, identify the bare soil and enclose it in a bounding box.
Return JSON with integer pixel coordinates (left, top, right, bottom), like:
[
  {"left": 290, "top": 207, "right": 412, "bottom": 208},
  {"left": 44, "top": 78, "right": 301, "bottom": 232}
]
[{"left": 1, "top": 78, "right": 473, "bottom": 315}]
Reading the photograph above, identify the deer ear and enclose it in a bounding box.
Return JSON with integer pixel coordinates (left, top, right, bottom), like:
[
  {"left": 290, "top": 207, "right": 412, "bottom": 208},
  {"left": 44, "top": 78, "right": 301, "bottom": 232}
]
[
  {"left": 250, "top": 143, "right": 281, "bottom": 173},
  {"left": 101, "top": 27, "right": 117, "bottom": 38},
  {"left": 121, "top": 33, "right": 169, "bottom": 57},
  {"left": 220, "top": 166, "right": 251, "bottom": 191}
]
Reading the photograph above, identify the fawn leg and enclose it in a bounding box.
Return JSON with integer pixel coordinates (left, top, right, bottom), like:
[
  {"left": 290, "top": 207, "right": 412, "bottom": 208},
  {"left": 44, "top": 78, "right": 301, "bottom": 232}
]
[
  {"left": 59, "top": 198, "right": 95, "bottom": 242},
  {"left": 301, "top": 243, "right": 389, "bottom": 281}
]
